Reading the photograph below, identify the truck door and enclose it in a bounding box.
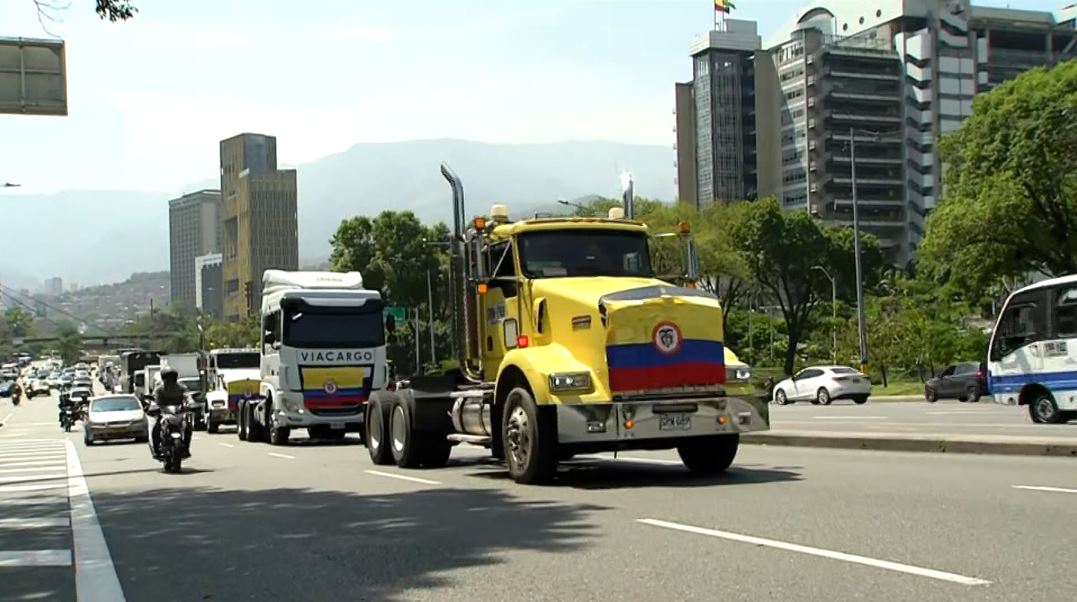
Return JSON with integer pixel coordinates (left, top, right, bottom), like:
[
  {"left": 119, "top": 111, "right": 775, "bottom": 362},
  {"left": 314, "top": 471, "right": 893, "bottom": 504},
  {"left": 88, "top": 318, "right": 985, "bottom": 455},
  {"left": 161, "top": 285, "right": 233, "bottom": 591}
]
[{"left": 480, "top": 241, "right": 521, "bottom": 379}]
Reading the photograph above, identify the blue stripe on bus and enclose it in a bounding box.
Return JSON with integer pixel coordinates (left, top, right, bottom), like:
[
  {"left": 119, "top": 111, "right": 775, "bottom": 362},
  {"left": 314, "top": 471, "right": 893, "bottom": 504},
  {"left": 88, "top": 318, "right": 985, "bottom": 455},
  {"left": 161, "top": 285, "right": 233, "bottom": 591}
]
[{"left": 989, "top": 370, "right": 1077, "bottom": 393}]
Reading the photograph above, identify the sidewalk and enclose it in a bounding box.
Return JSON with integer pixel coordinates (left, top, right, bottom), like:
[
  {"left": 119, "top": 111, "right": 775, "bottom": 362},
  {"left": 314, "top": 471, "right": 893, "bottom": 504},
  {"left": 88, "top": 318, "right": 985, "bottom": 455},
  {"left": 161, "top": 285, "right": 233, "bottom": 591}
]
[{"left": 743, "top": 429, "right": 1077, "bottom": 458}]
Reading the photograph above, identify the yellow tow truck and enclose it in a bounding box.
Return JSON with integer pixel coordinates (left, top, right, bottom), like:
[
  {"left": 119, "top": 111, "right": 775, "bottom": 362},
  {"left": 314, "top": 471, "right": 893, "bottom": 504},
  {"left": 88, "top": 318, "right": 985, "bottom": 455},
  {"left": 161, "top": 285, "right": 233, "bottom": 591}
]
[{"left": 363, "top": 164, "right": 770, "bottom": 484}]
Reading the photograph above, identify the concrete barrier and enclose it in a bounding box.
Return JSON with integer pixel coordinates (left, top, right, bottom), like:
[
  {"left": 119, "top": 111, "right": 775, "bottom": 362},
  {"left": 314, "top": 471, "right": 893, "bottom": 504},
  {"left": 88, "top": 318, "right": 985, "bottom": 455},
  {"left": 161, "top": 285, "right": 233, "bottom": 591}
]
[{"left": 743, "top": 430, "right": 1077, "bottom": 458}]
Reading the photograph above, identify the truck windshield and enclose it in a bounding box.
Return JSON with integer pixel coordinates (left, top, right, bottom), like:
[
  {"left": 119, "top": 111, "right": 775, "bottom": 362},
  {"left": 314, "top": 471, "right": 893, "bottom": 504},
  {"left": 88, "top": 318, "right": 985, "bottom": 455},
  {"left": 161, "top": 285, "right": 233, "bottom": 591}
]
[
  {"left": 518, "top": 229, "right": 652, "bottom": 278},
  {"left": 215, "top": 353, "right": 260, "bottom": 369},
  {"left": 283, "top": 308, "right": 385, "bottom": 349}
]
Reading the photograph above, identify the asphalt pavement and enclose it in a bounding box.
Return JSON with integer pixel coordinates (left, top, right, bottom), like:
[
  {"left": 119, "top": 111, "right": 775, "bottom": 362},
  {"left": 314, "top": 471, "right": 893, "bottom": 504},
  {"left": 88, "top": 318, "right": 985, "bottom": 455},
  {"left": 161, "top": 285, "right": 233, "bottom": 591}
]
[
  {"left": 770, "top": 397, "right": 1077, "bottom": 439},
  {"left": 3, "top": 385, "right": 1077, "bottom": 600}
]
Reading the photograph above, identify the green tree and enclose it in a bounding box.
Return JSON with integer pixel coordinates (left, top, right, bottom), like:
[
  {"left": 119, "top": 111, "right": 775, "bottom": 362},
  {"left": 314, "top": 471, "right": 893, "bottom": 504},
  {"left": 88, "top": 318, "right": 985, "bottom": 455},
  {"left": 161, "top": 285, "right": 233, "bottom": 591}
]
[
  {"left": 33, "top": 0, "right": 136, "bottom": 23},
  {"left": 731, "top": 198, "right": 881, "bottom": 375},
  {"left": 3, "top": 308, "right": 35, "bottom": 338},
  {"left": 919, "top": 60, "right": 1077, "bottom": 294},
  {"left": 57, "top": 326, "right": 82, "bottom": 364}
]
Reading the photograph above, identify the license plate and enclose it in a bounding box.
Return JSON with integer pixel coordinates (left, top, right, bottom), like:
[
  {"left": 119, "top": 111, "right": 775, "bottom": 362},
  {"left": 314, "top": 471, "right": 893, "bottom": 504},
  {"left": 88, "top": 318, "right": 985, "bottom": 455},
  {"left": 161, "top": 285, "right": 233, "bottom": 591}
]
[
  {"left": 658, "top": 413, "right": 691, "bottom": 431},
  {"left": 331, "top": 423, "right": 345, "bottom": 430}
]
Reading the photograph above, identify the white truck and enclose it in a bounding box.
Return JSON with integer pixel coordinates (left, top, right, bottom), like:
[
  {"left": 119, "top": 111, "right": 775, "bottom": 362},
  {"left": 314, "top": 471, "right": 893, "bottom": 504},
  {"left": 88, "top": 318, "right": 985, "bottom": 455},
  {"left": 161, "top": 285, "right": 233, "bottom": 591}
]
[
  {"left": 202, "top": 348, "right": 261, "bottom": 434},
  {"left": 236, "top": 270, "right": 388, "bottom": 445}
]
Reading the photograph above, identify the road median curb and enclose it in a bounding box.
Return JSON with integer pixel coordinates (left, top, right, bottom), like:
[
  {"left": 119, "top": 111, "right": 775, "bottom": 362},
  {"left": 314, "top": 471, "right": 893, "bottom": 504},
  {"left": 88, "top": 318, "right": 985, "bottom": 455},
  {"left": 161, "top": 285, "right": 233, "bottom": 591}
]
[{"left": 743, "top": 430, "right": 1077, "bottom": 457}]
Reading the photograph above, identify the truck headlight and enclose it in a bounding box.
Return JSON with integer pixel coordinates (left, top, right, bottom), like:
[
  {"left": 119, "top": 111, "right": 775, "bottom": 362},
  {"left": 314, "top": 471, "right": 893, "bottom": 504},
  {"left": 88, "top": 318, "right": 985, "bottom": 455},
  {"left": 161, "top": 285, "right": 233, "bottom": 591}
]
[
  {"left": 281, "top": 396, "right": 301, "bottom": 412},
  {"left": 731, "top": 367, "right": 752, "bottom": 382},
  {"left": 548, "top": 372, "right": 592, "bottom": 393}
]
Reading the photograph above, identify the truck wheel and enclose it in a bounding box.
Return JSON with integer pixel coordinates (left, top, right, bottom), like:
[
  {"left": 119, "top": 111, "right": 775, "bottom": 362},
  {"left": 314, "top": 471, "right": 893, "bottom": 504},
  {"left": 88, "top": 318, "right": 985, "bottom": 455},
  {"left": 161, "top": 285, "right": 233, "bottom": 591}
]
[
  {"left": 267, "top": 402, "right": 289, "bottom": 446},
  {"left": 1029, "top": 393, "right": 1065, "bottom": 424},
  {"left": 366, "top": 393, "right": 394, "bottom": 465},
  {"left": 502, "top": 386, "right": 557, "bottom": 484},
  {"left": 389, "top": 398, "right": 423, "bottom": 468},
  {"left": 677, "top": 434, "right": 739, "bottom": 475},
  {"left": 207, "top": 418, "right": 219, "bottom": 434},
  {"left": 236, "top": 406, "right": 248, "bottom": 441}
]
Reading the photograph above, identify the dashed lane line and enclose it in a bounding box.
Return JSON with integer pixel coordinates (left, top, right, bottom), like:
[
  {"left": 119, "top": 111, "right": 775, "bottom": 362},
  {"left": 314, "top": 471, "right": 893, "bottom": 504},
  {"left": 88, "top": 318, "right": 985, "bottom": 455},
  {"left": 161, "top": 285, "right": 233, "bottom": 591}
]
[
  {"left": 638, "top": 519, "right": 992, "bottom": 586},
  {"left": 1013, "top": 485, "right": 1077, "bottom": 495},
  {"left": 267, "top": 452, "right": 296, "bottom": 460},
  {"left": 66, "top": 438, "right": 126, "bottom": 601},
  {"left": 365, "top": 470, "right": 442, "bottom": 486}
]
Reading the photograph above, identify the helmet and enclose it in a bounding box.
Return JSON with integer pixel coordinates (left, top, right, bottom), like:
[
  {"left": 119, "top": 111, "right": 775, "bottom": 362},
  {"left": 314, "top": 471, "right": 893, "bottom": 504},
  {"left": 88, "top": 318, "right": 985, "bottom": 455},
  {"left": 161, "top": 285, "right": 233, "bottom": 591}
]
[{"left": 161, "top": 367, "right": 178, "bottom": 381}]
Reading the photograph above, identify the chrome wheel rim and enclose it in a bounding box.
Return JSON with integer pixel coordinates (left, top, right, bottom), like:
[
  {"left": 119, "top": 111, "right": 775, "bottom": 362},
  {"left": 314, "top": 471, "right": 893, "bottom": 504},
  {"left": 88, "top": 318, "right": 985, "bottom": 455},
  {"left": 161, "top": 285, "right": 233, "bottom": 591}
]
[
  {"left": 369, "top": 408, "right": 382, "bottom": 450},
  {"left": 505, "top": 403, "right": 531, "bottom": 470},
  {"left": 391, "top": 405, "right": 407, "bottom": 453},
  {"left": 1036, "top": 398, "right": 1054, "bottom": 421}
]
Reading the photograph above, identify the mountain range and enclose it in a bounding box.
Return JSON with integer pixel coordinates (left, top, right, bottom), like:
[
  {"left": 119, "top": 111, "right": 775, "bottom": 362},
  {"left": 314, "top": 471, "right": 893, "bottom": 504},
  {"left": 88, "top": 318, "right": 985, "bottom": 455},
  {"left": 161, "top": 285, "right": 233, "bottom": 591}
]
[{"left": 1, "top": 139, "right": 674, "bottom": 289}]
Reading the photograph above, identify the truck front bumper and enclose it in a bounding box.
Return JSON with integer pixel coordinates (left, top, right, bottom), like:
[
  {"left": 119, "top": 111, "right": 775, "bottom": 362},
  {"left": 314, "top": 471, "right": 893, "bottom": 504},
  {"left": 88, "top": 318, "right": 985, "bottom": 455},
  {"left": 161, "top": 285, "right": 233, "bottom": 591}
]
[
  {"left": 272, "top": 396, "right": 365, "bottom": 430},
  {"left": 555, "top": 395, "right": 769, "bottom": 446}
]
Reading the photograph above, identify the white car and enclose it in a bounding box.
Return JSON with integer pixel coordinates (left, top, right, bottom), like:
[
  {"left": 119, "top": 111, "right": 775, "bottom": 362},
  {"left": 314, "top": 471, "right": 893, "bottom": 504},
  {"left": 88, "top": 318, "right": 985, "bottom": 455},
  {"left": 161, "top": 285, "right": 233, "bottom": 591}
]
[
  {"left": 772, "top": 365, "right": 872, "bottom": 405},
  {"left": 84, "top": 395, "right": 149, "bottom": 446},
  {"left": 27, "top": 379, "right": 51, "bottom": 398}
]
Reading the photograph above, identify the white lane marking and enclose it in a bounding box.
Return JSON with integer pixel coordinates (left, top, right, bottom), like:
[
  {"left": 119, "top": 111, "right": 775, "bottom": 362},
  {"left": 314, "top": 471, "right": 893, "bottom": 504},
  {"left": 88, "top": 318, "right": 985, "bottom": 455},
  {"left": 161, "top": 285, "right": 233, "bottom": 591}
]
[
  {"left": 637, "top": 518, "right": 992, "bottom": 586},
  {"left": 0, "top": 443, "right": 67, "bottom": 450},
  {"left": 0, "top": 516, "right": 70, "bottom": 529},
  {"left": 0, "top": 483, "right": 69, "bottom": 493},
  {"left": 0, "top": 459, "right": 69, "bottom": 468},
  {"left": 588, "top": 454, "right": 683, "bottom": 466},
  {"left": 925, "top": 410, "right": 1010, "bottom": 415},
  {"left": 365, "top": 470, "right": 442, "bottom": 485},
  {"left": 0, "top": 446, "right": 68, "bottom": 453},
  {"left": 267, "top": 452, "right": 295, "bottom": 460},
  {"left": 0, "top": 422, "right": 66, "bottom": 428},
  {"left": 0, "top": 496, "right": 68, "bottom": 507},
  {"left": 0, "top": 550, "right": 72, "bottom": 567},
  {"left": 66, "top": 439, "right": 125, "bottom": 601},
  {"left": 811, "top": 416, "right": 888, "bottom": 420},
  {"left": 0, "top": 412, "right": 12, "bottom": 427},
  {"left": 0, "top": 465, "right": 67, "bottom": 474},
  {"left": 1013, "top": 485, "right": 1077, "bottom": 495},
  {"left": 0, "top": 473, "right": 67, "bottom": 484},
  {"left": 218, "top": 443, "right": 235, "bottom": 448}
]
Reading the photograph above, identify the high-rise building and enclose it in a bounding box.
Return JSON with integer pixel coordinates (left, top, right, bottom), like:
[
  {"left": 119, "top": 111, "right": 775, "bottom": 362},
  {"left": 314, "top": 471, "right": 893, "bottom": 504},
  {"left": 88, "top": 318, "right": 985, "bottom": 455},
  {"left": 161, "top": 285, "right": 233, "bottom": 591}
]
[
  {"left": 675, "top": 20, "right": 762, "bottom": 207},
  {"left": 675, "top": 0, "right": 1077, "bottom": 266},
  {"left": 168, "top": 189, "right": 222, "bottom": 309},
  {"left": 44, "top": 277, "right": 63, "bottom": 297},
  {"left": 195, "top": 253, "right": 224, "bottom": 320},
  {"left": 219, "top": 133, "right": 298, "bottom": 321}
]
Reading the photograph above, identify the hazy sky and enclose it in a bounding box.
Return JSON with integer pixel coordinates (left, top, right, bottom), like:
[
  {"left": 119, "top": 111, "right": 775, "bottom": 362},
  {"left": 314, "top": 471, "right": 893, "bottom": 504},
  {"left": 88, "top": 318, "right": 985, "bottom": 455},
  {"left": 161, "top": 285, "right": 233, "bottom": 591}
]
[{"left": 0, "top": 0, "right": 1062, "bottom": 194}]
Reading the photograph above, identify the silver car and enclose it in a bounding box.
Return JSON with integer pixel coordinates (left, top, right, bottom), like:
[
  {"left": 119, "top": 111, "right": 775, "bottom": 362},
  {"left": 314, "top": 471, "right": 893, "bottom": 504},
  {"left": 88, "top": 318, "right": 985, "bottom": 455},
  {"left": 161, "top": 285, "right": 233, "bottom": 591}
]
[{"left": 84, "top": 395, "right": 149, "bottom": 446}]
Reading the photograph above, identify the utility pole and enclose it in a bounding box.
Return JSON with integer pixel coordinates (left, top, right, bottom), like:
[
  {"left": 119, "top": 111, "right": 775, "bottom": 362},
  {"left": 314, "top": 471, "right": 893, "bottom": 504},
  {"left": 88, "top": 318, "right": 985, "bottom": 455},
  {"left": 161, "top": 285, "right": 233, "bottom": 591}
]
[
  {"left": 149, "top": 296, "right": 155, "bottom": 348},
  {"left": 849, "top": 127, "right": 868, "bottom": 372},
  {"left": 414, "top": 308, "right": 421, "bottom": 376},
  {"left": 813, "top": 266, "right": 837, "bottom": 364},
  {"left": 427, "top": 270, "right": 436, "bottom": 368}
]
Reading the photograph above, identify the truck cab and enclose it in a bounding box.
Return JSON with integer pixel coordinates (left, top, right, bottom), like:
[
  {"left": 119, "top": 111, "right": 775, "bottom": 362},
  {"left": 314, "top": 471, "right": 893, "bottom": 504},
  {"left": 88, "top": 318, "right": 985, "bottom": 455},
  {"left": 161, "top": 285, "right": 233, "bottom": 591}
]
[
  {"left": 202, "top": 348, "right": 261, "bottom": 433},
  {"left": 361, "top": 164, "right": 770, "bottom": 484},
  {"left": 240, "top": 270, "right": 388, "bottom": 446}
]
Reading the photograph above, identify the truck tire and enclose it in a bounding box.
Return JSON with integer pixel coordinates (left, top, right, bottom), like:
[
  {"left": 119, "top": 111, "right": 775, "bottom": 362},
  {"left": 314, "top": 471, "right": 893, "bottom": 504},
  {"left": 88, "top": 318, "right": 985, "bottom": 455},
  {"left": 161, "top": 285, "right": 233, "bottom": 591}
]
[
  {"left": 502, "top": 386, "right": 557, "bottom": 484},
  {"left": 266, "top": 401, "right": 289, "bottom": 446},
  {"left": 207, "top": 416, "right": 219, "bottom": 434},
  {"left": 365, "top": 392, "right": 395, "bottom": 465},
  {"left": 677, "top": 434, "right": 739, "bottom": 475},
  {"left": 389, "top": 397, "right": 423, "bottom": 468},
  {"left": 247, "top": 405, "right": 267, "bottom": 443},
  {"left": 236, "top": 405, "right": 248, "bottom": 441}
]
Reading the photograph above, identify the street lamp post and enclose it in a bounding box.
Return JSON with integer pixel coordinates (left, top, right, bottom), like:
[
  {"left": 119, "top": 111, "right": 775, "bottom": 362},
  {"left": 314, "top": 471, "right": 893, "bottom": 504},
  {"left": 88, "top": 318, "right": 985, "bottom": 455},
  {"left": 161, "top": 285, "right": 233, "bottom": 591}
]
[
  {"left": 3, "top": 182, "right": 21, "bottom": 188},
  {"left": 848, "top": 127, "right": 869, "bottom": 372},
  {"left": 813, "top": 265, "right": 837, "bottom": 364}
]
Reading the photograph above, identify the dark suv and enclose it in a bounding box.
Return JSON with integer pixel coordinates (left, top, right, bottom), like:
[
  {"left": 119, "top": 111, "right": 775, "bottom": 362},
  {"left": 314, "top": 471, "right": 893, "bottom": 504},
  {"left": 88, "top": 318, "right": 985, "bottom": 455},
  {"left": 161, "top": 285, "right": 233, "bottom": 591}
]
[{"left": 925, "top": 362, "right": 986, "bottom": 403}]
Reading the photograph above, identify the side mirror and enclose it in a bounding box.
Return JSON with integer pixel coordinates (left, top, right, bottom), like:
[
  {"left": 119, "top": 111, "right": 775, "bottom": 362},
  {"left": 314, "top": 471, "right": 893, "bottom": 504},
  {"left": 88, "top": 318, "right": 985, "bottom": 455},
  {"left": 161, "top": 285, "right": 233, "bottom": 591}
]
[{"left": 271, "top": 340, "right": 281, "bottom": 350}]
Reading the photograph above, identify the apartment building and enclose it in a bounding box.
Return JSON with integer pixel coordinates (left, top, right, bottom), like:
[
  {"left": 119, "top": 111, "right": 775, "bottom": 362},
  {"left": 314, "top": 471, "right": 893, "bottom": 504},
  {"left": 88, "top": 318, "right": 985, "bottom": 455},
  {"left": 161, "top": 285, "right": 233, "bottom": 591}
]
[
  {"left": 219, "top": 133, "right": 298, "bottom": 321},
  {"left": 675, "top": 0, "right": 1077, "bottom": 266}
]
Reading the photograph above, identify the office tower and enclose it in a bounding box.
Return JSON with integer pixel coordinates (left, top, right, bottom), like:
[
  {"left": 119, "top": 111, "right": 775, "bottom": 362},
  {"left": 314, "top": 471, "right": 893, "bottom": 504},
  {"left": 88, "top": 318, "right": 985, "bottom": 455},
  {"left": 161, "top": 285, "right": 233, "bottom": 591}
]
[
  {"left": 677, "top": 1, "right": 1076, "bottom": 266},
  {"left": 195, "top": 253, "right": 224, "bottom": 320},
  {"left": 168, "top": 189, "right": 222, "bottom": 308},
  {"left": 44, "top": 277, "right": 63, "bottom": 297},
  {"left": 675, "top": 19, "right": 762, "bottom": 207},
  {"left": 219, "top": 133, "right": 298, "bottom": 321}
]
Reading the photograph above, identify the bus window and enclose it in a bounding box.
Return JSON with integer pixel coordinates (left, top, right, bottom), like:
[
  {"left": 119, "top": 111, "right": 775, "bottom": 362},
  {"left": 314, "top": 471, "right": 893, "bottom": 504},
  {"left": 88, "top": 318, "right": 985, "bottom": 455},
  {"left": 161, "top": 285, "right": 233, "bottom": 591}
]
[
  {"left": 1053, "top": 286, "right": 1077, "bottom": 338},
  {"left": 991, "top": 291, "right": 1046, "bottom": 360}
]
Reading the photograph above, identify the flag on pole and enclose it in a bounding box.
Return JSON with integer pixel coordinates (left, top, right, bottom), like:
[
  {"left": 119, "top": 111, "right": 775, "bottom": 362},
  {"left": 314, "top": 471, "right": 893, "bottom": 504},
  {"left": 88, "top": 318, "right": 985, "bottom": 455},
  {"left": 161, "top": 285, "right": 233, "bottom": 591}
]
[{"left": 714, "top": 0, "right": 735, "bottom": 13}]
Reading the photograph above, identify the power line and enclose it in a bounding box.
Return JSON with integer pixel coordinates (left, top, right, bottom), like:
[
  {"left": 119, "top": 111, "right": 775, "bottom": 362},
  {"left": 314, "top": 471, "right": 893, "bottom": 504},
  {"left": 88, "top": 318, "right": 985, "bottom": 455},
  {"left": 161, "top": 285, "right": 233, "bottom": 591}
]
[{"left": 0, "top": 284, "right": 112, "bottom": 335}]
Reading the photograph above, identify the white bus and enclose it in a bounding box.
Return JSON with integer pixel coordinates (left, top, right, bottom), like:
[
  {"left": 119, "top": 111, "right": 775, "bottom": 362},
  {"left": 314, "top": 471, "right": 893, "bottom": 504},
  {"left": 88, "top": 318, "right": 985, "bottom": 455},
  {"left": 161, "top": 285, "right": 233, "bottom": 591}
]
[{"left": 987, "top": 274, "right": 1077, "bottom": 424}]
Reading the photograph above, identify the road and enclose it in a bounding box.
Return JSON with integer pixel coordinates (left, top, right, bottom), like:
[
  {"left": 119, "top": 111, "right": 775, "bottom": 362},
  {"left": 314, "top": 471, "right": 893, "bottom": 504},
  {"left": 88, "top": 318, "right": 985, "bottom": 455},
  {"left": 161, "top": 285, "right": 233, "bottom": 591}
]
[
  {"left": 770, "top": 397, "right": 1077, "bottom": 438},
  {"left": 2, "top": 388, "right": 1076, "bottom": 601}
]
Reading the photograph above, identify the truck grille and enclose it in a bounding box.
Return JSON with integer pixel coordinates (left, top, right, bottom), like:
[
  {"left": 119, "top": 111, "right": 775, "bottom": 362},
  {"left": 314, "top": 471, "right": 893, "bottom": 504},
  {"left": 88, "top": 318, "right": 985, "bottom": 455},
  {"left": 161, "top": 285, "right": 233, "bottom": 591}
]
[{"left": 310, "top": 406, "right": 362, "bottom": 417}]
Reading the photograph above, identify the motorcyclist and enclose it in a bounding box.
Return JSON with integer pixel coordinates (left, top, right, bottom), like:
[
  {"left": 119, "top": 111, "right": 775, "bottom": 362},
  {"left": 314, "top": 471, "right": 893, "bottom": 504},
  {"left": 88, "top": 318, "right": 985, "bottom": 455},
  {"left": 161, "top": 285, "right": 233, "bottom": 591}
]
[
  {"left": 11, "top": 380, "right": 22, "bottom": 405},
  {"left": 58, "top": 393, "right": 77, "bottom": 425},
  {"left": 149, "top": 367, "right": 192, "bottom": 459}
]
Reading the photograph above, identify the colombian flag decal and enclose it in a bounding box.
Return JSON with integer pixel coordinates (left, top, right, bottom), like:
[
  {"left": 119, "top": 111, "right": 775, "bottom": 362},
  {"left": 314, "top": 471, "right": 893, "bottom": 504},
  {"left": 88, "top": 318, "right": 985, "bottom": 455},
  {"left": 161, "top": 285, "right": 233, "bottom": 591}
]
[
  {"left": 301, "top": 366, "right": 371, "bottom": 409},
  {"left": 606, "top": 321, "right": 726, "bottom": 392}
]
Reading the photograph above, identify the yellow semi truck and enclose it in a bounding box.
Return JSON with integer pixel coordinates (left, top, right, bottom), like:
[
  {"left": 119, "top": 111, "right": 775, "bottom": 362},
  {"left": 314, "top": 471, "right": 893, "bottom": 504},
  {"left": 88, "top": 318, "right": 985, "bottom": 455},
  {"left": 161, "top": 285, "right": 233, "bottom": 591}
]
[{"left": 363, "top": 164, "right": 770, "bottom": 484}]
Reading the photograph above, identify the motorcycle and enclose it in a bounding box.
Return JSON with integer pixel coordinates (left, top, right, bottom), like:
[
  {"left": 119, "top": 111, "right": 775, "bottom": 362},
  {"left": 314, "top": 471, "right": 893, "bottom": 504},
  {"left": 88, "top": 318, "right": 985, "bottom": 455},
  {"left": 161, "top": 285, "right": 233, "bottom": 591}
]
[
  {"left": 12, "top": 391, "right": 21, "bottom": 407},
  {"left": 59, "top": 404, "right": 77, "bottom": 432},
  {"left": 146, "top": 398, "right": 197, "bottom": 473}
]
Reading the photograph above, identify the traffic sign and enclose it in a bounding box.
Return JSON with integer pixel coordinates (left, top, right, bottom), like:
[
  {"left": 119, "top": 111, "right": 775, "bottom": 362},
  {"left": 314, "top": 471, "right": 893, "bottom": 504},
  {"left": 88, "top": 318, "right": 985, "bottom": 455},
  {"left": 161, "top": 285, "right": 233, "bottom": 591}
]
[
  {"left": 0, "top": 37, "right": 67, "bottom": 116},
  {"left": 385, "top": 307, "right": 407, "bottom": 322}
]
